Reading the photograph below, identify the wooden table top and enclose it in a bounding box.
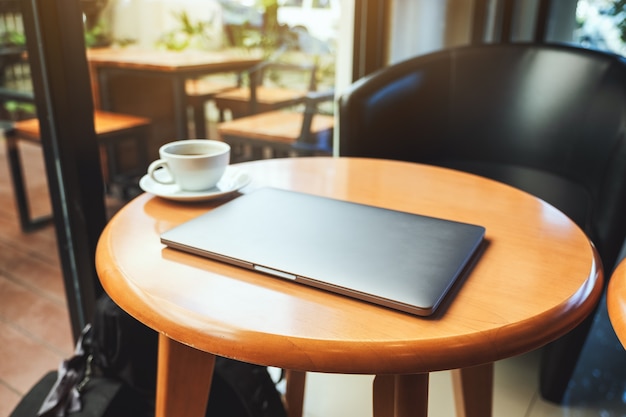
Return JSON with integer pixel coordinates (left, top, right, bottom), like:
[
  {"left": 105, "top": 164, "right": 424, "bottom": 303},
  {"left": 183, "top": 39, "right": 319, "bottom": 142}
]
[
  {"left": 96, "top": 157, "right": 602, "bottom": 375},
  {"left": 608, "top": 257, "right": 626, "bottom": 348},
  {"left": 87, "top": 47, "right": 262, "bottom": 73}
]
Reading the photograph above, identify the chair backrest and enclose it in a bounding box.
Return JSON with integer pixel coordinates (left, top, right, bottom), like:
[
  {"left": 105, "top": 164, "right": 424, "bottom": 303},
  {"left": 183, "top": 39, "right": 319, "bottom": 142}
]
[
  {"left": 251, "top": 61, "right": 318, "bottom": 92},
  {"left": 244, "top": 60, "right": 318, "bottom": 115},
  {"left": 339, "top": 43, "right": 626, "bottom": 274},
  {"left": 293, "top": 89, "right": 335, "bottom": 154}
]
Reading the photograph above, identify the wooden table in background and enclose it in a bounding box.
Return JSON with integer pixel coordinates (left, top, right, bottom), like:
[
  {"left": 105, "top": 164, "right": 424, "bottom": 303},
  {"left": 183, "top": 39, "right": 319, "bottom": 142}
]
[
  {"left": 95, "top": 157, "right": 602, "bottom": 417},
  {"left": 87, "top": 48, "right": 261, "bottom": 157}
]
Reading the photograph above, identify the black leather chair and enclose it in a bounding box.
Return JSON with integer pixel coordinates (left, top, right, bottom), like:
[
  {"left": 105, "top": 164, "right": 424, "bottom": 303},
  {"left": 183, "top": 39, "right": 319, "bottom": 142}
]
[{"left": 338, "top": 42, "right": 626, "bottom": 403}]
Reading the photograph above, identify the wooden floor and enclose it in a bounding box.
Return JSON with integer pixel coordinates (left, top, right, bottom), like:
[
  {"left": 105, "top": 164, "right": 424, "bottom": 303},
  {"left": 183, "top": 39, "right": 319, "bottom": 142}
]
[
  {"left": 0, "top": 136, "right": 74, "bottom": 416},
  {"left": 0, "top": 110, "right": 226, "bottom": 416},
  {"left": 0, "top": 135, "right": 131, "bottom": 416}
]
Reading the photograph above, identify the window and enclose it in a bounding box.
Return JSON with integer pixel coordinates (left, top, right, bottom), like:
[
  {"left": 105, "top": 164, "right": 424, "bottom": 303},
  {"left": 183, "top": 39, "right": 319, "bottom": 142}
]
[
  {"left": 313, "top": 0, "right": 332, "bottom": 9},
  {"left": 574, "top": 0, "right": 626, "bottom": 55}
]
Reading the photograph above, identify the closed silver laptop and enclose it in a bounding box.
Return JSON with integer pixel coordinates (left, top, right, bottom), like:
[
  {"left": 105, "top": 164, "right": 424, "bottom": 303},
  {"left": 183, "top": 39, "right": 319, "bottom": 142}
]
[{"left": 160, "top": 187, "right": 485, "bottom": 316}]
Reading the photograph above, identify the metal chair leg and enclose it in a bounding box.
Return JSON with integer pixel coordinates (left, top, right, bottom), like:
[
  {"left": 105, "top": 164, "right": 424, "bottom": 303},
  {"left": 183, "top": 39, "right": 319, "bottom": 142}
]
[{"left": 4, "top": 131, "right": 53, "bottom": 232}]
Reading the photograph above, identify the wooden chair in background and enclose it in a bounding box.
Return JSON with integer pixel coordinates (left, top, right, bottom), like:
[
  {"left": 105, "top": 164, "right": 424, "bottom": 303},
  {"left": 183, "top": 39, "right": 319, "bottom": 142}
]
[
  {"left": 218, "top": 89, "right": 334, "bottom": 163},
  {"left": 212, "top": 61, "right": 318, "bottom": 122},
  {"left": 5, "top": 110, "right": 151, "bottom": 231}
]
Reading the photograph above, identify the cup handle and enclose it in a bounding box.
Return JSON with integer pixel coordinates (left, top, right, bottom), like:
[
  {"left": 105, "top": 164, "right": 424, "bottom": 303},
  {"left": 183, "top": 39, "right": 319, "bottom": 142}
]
[{"left": 147, "top": 159, "right": 175, "bottom": 185}]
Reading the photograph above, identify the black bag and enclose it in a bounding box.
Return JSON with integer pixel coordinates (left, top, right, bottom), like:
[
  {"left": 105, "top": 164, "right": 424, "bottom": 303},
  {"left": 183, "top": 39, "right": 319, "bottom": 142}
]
[
  {"left": 10, "top": 293, "right": 287, "bottom": 417},
  {"left": 10, "top": 323, "right": 154, "bottom": 417}
]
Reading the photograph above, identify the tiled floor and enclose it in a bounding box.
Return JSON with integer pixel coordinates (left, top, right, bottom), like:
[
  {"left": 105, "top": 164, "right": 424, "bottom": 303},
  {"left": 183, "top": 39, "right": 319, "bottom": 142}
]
[{"left": 2, "top": 135, "right": 626, "bottom": 417}]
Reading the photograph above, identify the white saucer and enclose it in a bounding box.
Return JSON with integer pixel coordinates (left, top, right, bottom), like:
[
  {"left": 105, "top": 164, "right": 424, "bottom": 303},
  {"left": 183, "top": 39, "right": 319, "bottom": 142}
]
[{"left": 139, "top": 166, "right": 251, "bottom": 202}]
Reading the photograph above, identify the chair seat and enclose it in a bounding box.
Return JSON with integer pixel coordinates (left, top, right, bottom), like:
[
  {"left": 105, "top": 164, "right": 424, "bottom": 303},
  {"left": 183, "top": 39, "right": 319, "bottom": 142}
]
[
  {"left": 214, "top": 86, "right": 309, "bottom": 120},
  {"left": 218, "top": 108, "right": 334, "bottom": 163},
  {"left": 14, "top": 110, "right": 151, "bottom": 141},
  {"left": 185, "top": 79, "right": 238, "bottom": 101},
  {"left": 218, "top": 110, "right": 334, "bottom": 144},
  {"left": 214, "top": 86, "right": 308, "bottom": 105},
  {"left": 6, "top": 110, "right": 151, "bottom": 231}
]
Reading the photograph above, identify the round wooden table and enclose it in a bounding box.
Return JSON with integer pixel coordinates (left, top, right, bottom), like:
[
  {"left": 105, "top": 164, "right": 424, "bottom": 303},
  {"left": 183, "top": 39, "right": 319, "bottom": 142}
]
[
  {"left": 96, "top": 157, "right": 602, "bottom": 417},
  {"left": 608, "top": 258, "right": 626, "bottom": 348}
]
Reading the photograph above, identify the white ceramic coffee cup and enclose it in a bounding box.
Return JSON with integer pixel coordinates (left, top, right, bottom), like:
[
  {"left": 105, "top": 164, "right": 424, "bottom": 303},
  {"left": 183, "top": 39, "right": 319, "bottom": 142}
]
[{"left": 147, "top": 139, "right": 230, "bottom": 191}]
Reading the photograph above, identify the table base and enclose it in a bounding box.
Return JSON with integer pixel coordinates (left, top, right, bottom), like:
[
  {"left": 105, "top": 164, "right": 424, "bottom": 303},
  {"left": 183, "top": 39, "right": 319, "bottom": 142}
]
[
  {"left": 156, "top": 335, "right": 215, "bottom": 417},
  {"left": 156, "top": 335, "right": 494, "bottom": 417}
]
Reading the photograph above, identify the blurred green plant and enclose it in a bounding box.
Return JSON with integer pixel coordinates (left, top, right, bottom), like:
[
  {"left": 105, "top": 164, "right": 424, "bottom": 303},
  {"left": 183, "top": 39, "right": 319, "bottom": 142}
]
[
  {"left": 0, "top": 30, "right": 26, "bottom": 46},
  {"left": 84, "top": 17, "right": 136, "bottom": 48},
  {"left": 84, "top": 18, "right": 111, "bottom": 47},
  {"left": 225, "top": 0, "right": 295, "bottom": 58},
  {"left": 156, "top": 11, "right": 215, "bottom": 51},
  {"left": 4, "top": 100, "right": 36, "bottom": 120}
]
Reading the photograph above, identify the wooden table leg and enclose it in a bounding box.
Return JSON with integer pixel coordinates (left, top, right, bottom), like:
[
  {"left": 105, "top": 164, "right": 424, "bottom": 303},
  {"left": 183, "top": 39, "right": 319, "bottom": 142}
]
[
  {"left": 155, "top": 334, "right": 216, "bottom": 417},
  {"left": 373, "top": 374, "right": 429, "bottom": 417},
  {"left": 285, "top": 370, "right": 306, "bottom": 417},
  {"left": 451, "top": 363, "right": 494, "bottom": 417},
  {"left": 373, "top": 375, "right": 396, "bottom": 417}
]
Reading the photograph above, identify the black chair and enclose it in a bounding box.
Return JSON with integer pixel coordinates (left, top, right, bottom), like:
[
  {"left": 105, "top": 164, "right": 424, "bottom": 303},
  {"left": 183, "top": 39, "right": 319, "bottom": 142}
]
[{"left": 338, "top": 42, "right": 626, "bottom": 404}]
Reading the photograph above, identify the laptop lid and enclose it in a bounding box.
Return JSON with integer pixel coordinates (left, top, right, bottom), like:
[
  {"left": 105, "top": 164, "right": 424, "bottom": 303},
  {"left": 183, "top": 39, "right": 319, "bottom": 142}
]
[{"left": 160, "top": 187, "right": 485, "bottom": 316}]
